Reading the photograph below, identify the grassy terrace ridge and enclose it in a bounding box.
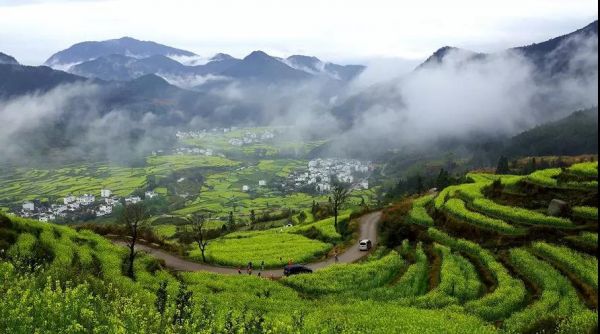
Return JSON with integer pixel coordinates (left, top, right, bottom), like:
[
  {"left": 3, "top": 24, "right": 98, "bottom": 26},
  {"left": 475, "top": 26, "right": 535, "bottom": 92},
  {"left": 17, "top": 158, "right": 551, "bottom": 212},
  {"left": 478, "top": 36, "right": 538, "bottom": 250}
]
[
  {"left": 409, "top": 243, "right": 482, "bottom": 308},
  {"left": 504, "top": 248, "right": 597, "bottom": 333},
  {"left": 470, "top": 198, "right": 574, "bottom": 228},
  {"left": 530, "top": 242, "right": 598, "bottom": 291},
  {"left": 282, "top": 251, "right": 403, "bottom": 294},
  {"left": 525, "top": 166, "right": 599, "bottom": 190},
  {"left": 427, "top": 228, "right": 527, "bottom": 321},
  {"left": 406, "top": 195, "right": 435, "bottom": 227},
  {"left": 572, "top": 206, "right": 599, "bottom": 220},
  {"left": 442, "top": 198, "right": 526, "bottom": 235},
  {"left": 567, "top": 161, "right": 599, "bottom": 178}
]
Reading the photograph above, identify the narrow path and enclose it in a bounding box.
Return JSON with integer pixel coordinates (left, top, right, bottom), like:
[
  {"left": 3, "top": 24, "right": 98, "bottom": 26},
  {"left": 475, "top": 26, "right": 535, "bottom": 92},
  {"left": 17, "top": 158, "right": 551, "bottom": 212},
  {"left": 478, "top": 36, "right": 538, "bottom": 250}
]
[{"left": 116, "top": 211, "right": 381, "bottom": 277}]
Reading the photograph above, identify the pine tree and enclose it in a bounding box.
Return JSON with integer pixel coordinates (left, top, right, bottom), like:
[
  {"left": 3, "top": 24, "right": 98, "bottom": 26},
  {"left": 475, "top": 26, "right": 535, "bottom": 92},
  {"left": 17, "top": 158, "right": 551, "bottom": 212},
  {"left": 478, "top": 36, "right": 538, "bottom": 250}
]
[{"left": 495, "top": 156, "right": 510, "bottom": 174}]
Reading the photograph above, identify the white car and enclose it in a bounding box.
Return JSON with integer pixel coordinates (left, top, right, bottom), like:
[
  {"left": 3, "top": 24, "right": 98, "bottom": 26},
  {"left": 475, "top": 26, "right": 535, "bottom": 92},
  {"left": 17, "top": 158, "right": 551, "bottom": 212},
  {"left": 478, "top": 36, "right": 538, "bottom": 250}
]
[{"left": 358, "top": 239, "right": 372, "bottom": 251}]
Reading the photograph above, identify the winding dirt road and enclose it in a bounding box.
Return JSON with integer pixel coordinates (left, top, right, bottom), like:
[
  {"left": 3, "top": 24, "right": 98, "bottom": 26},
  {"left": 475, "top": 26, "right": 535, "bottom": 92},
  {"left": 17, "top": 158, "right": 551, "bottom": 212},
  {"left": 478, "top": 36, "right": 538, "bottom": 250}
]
[{"left": 116, "top": 211, "right": 381, "bottom": 277}]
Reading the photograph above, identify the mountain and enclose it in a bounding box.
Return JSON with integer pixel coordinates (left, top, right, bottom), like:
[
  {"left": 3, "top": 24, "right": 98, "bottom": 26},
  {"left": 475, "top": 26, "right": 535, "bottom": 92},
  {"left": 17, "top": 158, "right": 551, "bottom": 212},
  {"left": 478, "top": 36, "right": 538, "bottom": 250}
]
[
  {"left": 0, "top": 63, "right": 88, "bottom": 98},
  {"left": 0, "top": 52, "right": 19, "bottom": 65},
  {"left": 416, "top": 46, "right": 484, "bottom": 70},
  {"left": 44, "top": 37, "right": 196, "bottom": 68},
  {"left": 512, "top": 20, "right": 598, "bottom": 77},
  {"left": 503, "top": 107, "right": 598, "bottom": 157},
  {"left": 416, "top": 20, "right": 598, "bottom": 78},
  {"left": 214, "top": 51, "right": 312, "bottom": 83},
  {"left": 70, "top": 54, "right": 190, "bottom": 81},
  {"left": 46, "top": 37, "right": 364, "bottom": 86},
  {"left": 284, "top": 55, "right": 365, "bottom": 81}
]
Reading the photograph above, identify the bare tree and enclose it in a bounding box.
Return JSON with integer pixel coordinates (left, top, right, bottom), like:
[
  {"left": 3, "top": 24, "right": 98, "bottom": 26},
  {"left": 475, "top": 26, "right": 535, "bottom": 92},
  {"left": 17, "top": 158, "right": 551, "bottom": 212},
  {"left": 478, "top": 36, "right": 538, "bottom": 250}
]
[
  {"left": 118, "top": 202, "right": 149, "bottom": 279},
  {"left": 186, "top": 213, "right": 210, "bottom": 263},
  {"left": 330, "top": 182, "right": 350, "bottom": 233}
]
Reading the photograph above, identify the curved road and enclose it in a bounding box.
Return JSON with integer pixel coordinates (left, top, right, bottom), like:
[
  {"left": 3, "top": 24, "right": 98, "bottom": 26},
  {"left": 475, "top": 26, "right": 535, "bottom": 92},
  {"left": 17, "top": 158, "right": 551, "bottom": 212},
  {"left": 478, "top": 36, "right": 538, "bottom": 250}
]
[{"left": 116, "top": 211, "right": 381, "bottom": 277}]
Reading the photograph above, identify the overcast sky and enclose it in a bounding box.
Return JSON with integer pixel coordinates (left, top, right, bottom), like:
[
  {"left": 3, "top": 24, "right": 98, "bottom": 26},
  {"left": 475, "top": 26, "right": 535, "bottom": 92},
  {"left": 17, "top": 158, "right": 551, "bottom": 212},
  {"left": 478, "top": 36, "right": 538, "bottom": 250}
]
[{"left": 0, "top": 0, "right": 597, "bottom": 65}]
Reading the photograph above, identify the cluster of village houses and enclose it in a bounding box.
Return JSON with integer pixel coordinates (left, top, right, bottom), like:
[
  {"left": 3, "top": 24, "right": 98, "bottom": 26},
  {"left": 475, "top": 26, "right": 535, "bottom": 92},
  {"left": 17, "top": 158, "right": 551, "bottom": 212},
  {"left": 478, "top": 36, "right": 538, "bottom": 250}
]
[
  {"left": 174, "top": 127, "right": 276, "bottom": 147},
  {"left": 286, "top": 159, "right": 371, "bottom": 193},
  {"left": 173, "top": 147, "right": 219, "bottom": 156},
  {"left": 175, "top": 127, "right": 238, "bottom": 140},
  {"left": 227, "top": 130, "right": 275, "bottom": 146},
  {"left": 16, "top": 189, "right": 158, "bottom": 222}
]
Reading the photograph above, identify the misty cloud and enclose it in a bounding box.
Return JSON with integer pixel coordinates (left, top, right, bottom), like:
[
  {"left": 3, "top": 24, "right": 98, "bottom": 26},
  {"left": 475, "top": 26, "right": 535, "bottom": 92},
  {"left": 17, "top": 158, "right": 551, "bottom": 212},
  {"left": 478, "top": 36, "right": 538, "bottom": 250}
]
[{"left": 333, "top": 31, "right": 598, "bottom": 153}]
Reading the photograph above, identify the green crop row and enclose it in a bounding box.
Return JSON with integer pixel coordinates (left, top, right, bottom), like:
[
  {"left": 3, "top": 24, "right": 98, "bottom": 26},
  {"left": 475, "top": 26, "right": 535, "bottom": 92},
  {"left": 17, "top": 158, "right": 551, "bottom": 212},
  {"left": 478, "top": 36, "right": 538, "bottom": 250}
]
[
  {"left": 407, "top": 206, "right": 435, "bottom": 227},
  {"left": 565, "top": 232, "right": 598, "bottom": 250},
  {"left": 530, "top": 242, "right": 598, "bottom": 291},
  {"left": 567, "top": 161, "right": 598, "bottom": 178},
  {"left": 454, "top": 183, "right": 487, "bottom": 202},
  {"left": 411, "top": 244, "right": 481, "bottom": 309},
  {"left": 471, "top": 198, "right": 573, "bottom": 228},
  {"left": 427, "top": 228, "right": 527, "bottom": 321},
  {"left": 503, "top": 248, "right": 597, "bottom": 333},
  {"left": 526, "top": 168, "right": 561, "bottom": 188},
  {"left": 572, "top": 206, "right": 599, "bottom": 221},
  {"left": 283, "top": 252, "right": 403, "bottom": 295},
  {"left": 443, "top": 198, "right": 526, "bottom": 235}
]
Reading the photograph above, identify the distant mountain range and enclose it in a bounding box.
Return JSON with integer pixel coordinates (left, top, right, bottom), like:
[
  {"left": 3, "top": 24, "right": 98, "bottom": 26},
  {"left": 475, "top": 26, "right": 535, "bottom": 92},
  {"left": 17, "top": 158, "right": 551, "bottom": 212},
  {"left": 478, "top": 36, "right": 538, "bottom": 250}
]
[
  {"left": 44, "top": 37, "right": 196, "bottom": 68},
  {"left": 41, "top": 37, "right": 365, "bottom": 86},
  {"left": 0, "top": 21, "right": 597, "bottom": 164}
]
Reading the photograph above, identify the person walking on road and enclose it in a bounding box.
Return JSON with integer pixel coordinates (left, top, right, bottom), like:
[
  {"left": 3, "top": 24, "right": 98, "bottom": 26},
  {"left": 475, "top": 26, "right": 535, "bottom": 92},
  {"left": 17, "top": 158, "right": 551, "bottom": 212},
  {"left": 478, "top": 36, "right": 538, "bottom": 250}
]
[
  {"left": 260, "top": 260, "right": 265, "bottom": 271},
  {"left": 334, "top": 250, "right": 339, "bottom": 263},
  {"left": 237, "top": 267, "right": 242, "bottom": 274}
]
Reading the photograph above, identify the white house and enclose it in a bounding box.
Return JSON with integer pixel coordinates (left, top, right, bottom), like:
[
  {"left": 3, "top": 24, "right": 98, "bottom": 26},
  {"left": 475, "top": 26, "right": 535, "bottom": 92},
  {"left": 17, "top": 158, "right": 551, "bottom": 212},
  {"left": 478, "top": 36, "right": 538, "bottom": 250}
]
[
  {"left": 77, "top": 194, "right": 95, "bottom": 206},
  {"left": 67, "top": 203, "right": 80, "bottom": 211},
  {"left": 100, "top": 189, "right": 112, "bottom": 198},
  {"left": 145, "top": 191, "right": 158, "bottom": 199},
  {"left": 63, "top": 195, "right": 76, "bottom": 205},
  {"left": 96, "top": 205, "right": 113, "bottom": 217},
  {"left": 22, "top": 202, "right": 34, "bottom": 211},
  {"left": 39, "top": 214, "right": 55, "bottom": 222},
  {"left": 258, "top": 180, "right": 267, "bottom": 187},
  {"left": 125, "top": 196, "right": 142, "bottom": 204},
  {"left": 242, "top": 185, "right": 249, "bottom": 192}
]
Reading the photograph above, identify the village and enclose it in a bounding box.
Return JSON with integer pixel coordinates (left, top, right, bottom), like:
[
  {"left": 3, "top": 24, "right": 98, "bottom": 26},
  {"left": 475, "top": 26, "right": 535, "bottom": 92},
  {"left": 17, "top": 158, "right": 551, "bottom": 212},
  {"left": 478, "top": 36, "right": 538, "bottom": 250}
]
[
  {"left": 13, "top": 189, "right": 159, "bottom": 223},
  {"left": 175, "top": 127, "right": 277, "bottom": 147},
  {"left": 282, "top": 158, "right": 372, "bottom": 194}
]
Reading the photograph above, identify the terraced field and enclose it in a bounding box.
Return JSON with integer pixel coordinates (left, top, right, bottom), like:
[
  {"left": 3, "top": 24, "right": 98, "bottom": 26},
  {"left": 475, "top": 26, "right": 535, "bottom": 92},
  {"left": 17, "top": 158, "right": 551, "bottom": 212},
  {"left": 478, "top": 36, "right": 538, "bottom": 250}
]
[{"left": 0, "top": 161, "right": 597, "bottom": 332}]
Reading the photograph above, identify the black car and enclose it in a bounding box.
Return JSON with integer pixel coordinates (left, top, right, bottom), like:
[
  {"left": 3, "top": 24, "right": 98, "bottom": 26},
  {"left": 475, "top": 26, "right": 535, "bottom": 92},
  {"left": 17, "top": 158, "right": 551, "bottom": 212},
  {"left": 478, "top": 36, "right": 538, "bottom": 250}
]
[{"left": 283, "top": 264, "right": 313, "bottom": 276}]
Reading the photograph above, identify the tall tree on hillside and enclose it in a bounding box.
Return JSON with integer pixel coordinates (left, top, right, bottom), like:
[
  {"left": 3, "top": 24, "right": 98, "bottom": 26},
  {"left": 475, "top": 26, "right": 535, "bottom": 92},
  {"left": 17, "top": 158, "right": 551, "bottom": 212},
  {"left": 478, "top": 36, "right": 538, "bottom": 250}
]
[
  {"left": 416, "top": 175, "right": 424, "bottom": 193},
  {"left": 186, "top": 213, "right": 210, "bottom": 263},
  {"left": 227, "top": 211, "right": 235, "bottom": 230},
  {"left": 330, "top": 182, "right": 350, "bottom": 233},
  {"left": 118, "top": 202, "right": 149, "bottom": 279},
  {"left": 495, "top": 156, "right": 510, "bottom": 174},
  {"left": 436, "top": 168, "right": 451, "bottom": 189}
]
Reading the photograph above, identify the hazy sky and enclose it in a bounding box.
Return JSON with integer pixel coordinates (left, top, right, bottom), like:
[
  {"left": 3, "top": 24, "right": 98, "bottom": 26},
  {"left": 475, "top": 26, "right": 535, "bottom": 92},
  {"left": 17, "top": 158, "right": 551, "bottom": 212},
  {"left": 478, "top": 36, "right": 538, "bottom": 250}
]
[{"left": 0, "top": 0, "right": 597, "bottom": 65}]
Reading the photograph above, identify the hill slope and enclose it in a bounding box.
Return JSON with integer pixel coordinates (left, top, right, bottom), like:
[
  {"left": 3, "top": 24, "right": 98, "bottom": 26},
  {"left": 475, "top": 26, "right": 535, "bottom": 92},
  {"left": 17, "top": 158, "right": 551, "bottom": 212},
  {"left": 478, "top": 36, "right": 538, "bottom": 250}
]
[{"left": 503, "top": 107, "right": 598, "bottom": 157}]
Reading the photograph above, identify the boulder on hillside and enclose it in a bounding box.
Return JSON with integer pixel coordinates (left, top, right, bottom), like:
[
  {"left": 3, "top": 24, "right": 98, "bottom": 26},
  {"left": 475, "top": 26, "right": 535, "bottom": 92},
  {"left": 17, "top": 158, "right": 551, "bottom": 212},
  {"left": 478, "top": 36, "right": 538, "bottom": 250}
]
[{"left": 547, "top": 199, "right": 570, "bottom": 217}]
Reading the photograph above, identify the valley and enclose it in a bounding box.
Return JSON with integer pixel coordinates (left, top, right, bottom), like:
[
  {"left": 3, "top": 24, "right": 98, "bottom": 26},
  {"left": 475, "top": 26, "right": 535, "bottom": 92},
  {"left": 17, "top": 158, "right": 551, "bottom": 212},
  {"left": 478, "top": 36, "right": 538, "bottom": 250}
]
[{"left": 0, "top": 5, "right": 597, "bottom": 333}]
